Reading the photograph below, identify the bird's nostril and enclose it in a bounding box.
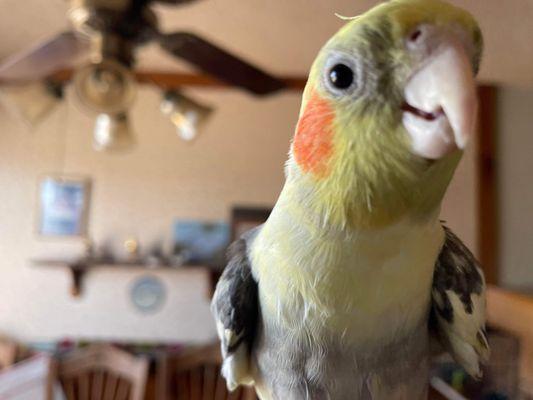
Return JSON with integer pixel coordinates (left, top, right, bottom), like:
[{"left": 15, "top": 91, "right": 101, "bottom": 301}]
[{"left": 409, "top": 29, "right": 423, "bottom": 43}]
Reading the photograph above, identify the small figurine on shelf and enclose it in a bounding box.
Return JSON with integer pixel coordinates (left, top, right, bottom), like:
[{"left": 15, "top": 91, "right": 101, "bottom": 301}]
[
  {"left": 82, "top": 237, "right": 94, "bottom": 261},
  {"left": 169, "top": 243, "right": 191, "bottom": 267},
  {"left": 96, "top": 242, "right": 115, "bottom": 264},
  {"left": 123, "top": 237, "right": 140, "bottom": 263},
  {"left": 145, "top": 242, "right": 168, "bottom": 268}
]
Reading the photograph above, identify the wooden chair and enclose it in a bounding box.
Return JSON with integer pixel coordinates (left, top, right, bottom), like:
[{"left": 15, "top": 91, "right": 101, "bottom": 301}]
[
  {"left": 156, "top": 343, "right": 257, "bottom": 400},
  {"left": 56, "top": 344, "right": 148, "bottom": 400},
  {"left": 0, "top": 354, "right": 56, "bottom": 400}
]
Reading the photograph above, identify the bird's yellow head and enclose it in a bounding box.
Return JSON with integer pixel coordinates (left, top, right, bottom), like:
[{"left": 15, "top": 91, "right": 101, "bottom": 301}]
[{"left": 288, "top": 0, "right": 483, "bottom": 228}]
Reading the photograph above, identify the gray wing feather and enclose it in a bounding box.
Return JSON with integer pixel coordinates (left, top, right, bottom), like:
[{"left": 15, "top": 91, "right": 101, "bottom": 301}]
[
  {"left": 211, "top": 228, "right": 260, "bottom": 389},
  {"left": 431, "top": 226, "right": 490, "bottom": 378}
]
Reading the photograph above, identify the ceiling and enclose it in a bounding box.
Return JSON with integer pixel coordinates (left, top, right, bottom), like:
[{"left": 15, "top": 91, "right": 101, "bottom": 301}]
[{"left": 0, "top": 0, "right": 531, "bottom": 88}]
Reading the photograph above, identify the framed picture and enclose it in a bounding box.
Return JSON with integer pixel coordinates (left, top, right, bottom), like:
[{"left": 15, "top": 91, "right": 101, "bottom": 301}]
[
  {"left": 36, "top": 175, "right": 91, "bottom": 237},
  {"left": 173, "top": 220, "right": 230, "bottom": 266},
  {"left": 231, "top": 206, "right": 272, "bottom": 240}
]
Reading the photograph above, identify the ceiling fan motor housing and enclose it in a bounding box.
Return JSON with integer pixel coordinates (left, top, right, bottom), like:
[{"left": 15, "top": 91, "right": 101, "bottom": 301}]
[
  {"left": 73, "top": 59, "right": 137, "bottom": 115},
  {"left": 67, "top": 0, "right": 158, "bottom": 46}
]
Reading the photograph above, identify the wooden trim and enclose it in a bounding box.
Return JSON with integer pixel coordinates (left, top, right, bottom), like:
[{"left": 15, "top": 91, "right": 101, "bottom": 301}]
[
  {"left": 477, "top": 85, "right": 499, "bottom": 285},
  {"left": 51, "top": 69, "right": 308, "bottom": 91},
  {"left": 230, "top": 206, "right": 272, "bottom": 241},
  {"left": 32, "top": 260, "right": 212, "bottom": 298},
  {"left": 155, "top": 353, "right": 169, "bottom": 400}
]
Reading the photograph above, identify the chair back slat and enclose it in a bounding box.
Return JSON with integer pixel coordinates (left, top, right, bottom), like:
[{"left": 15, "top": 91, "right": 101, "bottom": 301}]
[
  {"left": 190, "top": 367, "right": 202, "bottom": 400},
  {"left": 214, "top": 372, "right": 227, "bottom": 400},
  {"left": 91, "top": 370, "right": 105, "bottom": 400},
  {"left": 241, "top": 388, "right": 257, "bottom": 400},
  {"left": 176, "top": 372, "right": 190, "bottom": 399},
  {"left": 202, "top": 364, "right": 216, "bottom": 400},
  {"left": 63, "top": 377, "right": 76, "bottom": 400},
  {"left": 226, "top": 389, "right": 238, "bottom": 400},
  {"left": 78, "top": 372, "right": 90, "bottom": 400},
  {"left": 103, "top": 373, "right": 118, "bottom": 400},
  {"left": 114, "top": 378, "right": 130, "bottom": 400}
]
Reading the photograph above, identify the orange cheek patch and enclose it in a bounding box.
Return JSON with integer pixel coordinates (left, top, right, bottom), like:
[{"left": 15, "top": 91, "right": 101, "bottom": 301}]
[{"left": 293, "top": 92, "right": 335, "bottom": 177}]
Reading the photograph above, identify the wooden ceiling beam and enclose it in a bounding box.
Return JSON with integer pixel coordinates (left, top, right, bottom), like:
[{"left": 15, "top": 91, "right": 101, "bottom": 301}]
[{"left": 51, "top": 69, "right": 307, "bottom": 91}]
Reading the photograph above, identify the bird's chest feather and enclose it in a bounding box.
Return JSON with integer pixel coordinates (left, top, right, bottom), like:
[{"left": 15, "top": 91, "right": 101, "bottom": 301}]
[{"left": 251, "top": 209, "right": 445, "bottom": 345}]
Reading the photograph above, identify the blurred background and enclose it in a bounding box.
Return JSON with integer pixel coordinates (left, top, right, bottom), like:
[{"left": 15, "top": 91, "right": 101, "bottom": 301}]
[{"left": 0, "top": 0, "right": 530, "bottom": 399}]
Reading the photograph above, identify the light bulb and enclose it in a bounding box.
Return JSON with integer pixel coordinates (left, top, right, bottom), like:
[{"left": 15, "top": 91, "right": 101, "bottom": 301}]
[
  {"left": 93, "top": 113, "right": 135, "bottom": 152},
  {"left": 160, "top": 91, "right": 212, "bottom": 142}
]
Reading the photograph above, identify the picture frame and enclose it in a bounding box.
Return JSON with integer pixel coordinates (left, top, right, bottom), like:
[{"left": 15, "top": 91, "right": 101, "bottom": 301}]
[
  {"left": 173, "top": 220, "right": 230, "bottom": 266},
  {"left": 36, "top": 175, "right": 92, "bottom": 238},
  {"left": 230, "top": 206, "right": 272, "bottom": 241}
]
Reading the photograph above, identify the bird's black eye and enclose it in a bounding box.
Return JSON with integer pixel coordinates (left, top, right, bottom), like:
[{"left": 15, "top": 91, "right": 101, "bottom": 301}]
[{"left": 328, "top": 64, "right": 354, "bottom": 89}]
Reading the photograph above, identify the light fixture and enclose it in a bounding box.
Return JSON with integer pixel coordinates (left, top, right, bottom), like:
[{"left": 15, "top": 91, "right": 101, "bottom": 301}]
[
  {"left": 73, "top": 59, "right": 137, "bottom": 152},
  {"left": 0, "top": 80, "right": 63, "bottom": 127},
  {"left": 73, "top": 59, "right": 136, "bottom": 115},
  {"left": 160, "top": 90, "right": 213, "bottom": 142},
  {"left": 93, "top": 112, "right": 135, "bottom": 152}
]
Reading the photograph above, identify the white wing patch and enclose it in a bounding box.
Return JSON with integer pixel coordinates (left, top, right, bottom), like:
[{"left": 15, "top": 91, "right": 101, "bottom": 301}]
[
  {"left": 221, "top": 344, "right": 254, "bottom": 391},
  {"left": 437, "top": 287, "right": 489, "bottom": 378}
]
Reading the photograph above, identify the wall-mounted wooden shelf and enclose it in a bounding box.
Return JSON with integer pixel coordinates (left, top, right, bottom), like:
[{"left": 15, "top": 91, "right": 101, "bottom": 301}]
[{"left": 31, "top": 258, "right": 213, "bottom": 298}]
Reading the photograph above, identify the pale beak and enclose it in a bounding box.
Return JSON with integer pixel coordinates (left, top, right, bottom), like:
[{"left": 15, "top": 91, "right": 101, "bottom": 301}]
[{"left": 402, "top": 35, "right": 478, "bottom": 159}]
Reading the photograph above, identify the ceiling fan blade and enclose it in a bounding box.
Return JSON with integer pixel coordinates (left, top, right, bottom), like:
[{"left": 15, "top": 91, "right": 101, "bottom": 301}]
[
  {"left": 0, "top": 31, "right": 90, "bottom": 82},
  {"left": 159, "top": 32, "right": 286, "bottom": 95}
]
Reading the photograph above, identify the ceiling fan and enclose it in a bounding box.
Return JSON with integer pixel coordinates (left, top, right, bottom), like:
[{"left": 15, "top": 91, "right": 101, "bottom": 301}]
[
  {"left": 0, "top": 0, "right": 287, "bottom": 149},
  {"left": 0, "top": 0, "right": 286, "bottom": 96}
]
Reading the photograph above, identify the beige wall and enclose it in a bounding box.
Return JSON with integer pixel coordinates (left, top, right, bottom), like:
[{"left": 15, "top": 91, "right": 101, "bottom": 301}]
[
  {"left": 498, "top": 87, "right": 533, "bottom": 290},
  {"left": 0, "top": 86, "right": 299, "bottom": 343},
  {"left": 0, "top": 85, "right": 477, "bottom": 343}
]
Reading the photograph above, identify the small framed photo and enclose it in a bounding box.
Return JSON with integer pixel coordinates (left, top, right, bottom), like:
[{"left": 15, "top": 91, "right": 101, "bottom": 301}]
[
  {"left": 36, "top": 175, "right": 91, "bottom": 237},
  {"left": 173, "top": 220, "right": 230, "bottom": 266},
  {"left": 231, "top": 206, "right": 272, "bottom": 241}
]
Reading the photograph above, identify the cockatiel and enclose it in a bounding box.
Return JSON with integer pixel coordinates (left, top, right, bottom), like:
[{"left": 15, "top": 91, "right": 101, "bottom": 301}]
[{"left": 212, "top": 0, "right": 489, "bottom": 399}]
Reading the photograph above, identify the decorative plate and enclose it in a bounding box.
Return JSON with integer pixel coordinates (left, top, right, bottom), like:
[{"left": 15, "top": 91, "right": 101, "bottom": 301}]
[{"left": 130, "top": 275, "right": 166, "bottom": 314}]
